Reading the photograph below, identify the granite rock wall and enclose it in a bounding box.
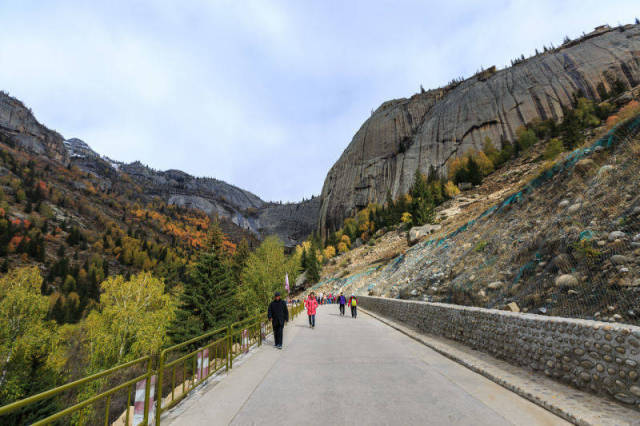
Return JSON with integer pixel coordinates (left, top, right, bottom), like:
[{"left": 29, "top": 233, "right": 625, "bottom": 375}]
[{"left": 319, "top": 24, "right": 640, "bottom": 236}]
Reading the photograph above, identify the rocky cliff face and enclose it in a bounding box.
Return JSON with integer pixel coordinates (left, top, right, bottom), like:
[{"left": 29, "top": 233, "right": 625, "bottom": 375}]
[
  {"left": 117, "top": 161, "right": 319, "bottom": 246},
  {"left": 0, "top": 91, "right": 68, "bottom": 163},
  {"left": 319, "top": 24, "right": 640, "bottom": 236},
  {"left": 0, "top": 93, "right": 319, "bottom": 246}
]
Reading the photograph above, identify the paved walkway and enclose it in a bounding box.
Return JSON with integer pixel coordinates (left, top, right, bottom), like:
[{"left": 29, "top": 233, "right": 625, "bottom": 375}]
[{"left": 166, "top": 306, "right": 567, "bottom": 426}]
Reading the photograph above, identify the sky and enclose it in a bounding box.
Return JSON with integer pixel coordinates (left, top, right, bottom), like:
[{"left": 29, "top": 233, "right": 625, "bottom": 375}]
[{"left": 0, "top": 1, "right": 638, "bottom": 202}]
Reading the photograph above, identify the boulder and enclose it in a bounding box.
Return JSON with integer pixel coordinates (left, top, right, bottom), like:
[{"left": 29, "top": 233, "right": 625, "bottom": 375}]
[
  {"left": 567, "top": 203, "right": 581, "bottom": 214},
  {"left": 608, "top": 231, "right": 627, "bottom": 241},
  {"left": 558, "top": 200, "right": 570, "bottom": 208},
  {"left": 408, "top": 224, "right": 442, "bottom": 245},
  {"left": 487, "top": 281, "right": 503, "bottom": 290},
  {"left": 555, "top": 274, "right": 579, "bottom": 289},
  {"left": 505, "top": 302, "right": 520, "bottom": 312},
  {"left": 597, "top": 165, "right": 615, "bottom": 178},
  {"left": 610, "top": 255, "right": 631, "bottom": 265}
]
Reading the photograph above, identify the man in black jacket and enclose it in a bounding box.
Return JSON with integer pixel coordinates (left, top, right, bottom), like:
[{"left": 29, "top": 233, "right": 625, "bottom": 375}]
[{"left": 267, "top": 292, "right": 289, "bottom": 349}]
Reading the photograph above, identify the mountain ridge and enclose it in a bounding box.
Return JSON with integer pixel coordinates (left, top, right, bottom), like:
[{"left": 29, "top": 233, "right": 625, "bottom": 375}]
[{"left": 0, "top": 92, "right": 319, "bottom": 246}]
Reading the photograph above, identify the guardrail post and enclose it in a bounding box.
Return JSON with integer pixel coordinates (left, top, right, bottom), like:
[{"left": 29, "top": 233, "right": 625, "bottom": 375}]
[
  {"left": 155, "top": 352, "right": 164, "bottom": 426},
  {"left": 227, "top": 325, "right": 233, "bottom": 370},
  {"left": 143, "top": 358, "right": 152, "bottom": 424}
]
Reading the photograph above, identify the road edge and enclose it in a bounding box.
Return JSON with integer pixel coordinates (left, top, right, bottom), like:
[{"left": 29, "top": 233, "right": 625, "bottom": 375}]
[{"left": 361, "top": 308, "right": 639, "bottom": 426}]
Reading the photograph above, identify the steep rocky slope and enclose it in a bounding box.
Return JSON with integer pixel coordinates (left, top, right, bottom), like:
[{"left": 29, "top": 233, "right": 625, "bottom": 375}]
[
  {"left": 0, "top": 92, "right": 319, "bottom": 246},
  {"left": 319, "top": 24, "right": 640, "bottom": 236},
  {"left": 313, "top": 110, "right": 640, "bottom": 325}
]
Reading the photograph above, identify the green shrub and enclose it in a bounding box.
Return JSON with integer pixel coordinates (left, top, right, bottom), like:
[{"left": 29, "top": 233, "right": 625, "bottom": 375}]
[
  {"left": 515, "top": 127, "right": 538, "bottom": 152},
  {"left": 474, "top": 240, "right": 488, "bottom": 252},
  {"left": 543, "top": 138, "right": 564, "bottom": 160}
]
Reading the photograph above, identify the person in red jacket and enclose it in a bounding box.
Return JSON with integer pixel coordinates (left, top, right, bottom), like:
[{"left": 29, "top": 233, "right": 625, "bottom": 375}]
[
  {"left": 349, "top": 294, "right": 358, "bottom": 318},
  {"left": 305, "top": 292, "right": 319, "bottom": 328}
]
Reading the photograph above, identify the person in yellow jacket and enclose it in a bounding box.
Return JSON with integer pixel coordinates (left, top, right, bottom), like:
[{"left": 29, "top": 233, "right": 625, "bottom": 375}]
[{"left": 348, "top": 294, "right": 358, "bottom": 318}]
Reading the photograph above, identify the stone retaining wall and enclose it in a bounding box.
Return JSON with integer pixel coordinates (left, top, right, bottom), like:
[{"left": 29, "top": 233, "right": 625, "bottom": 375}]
[{"left": 359, "top": 296, "right": 640, "bottom": 409}]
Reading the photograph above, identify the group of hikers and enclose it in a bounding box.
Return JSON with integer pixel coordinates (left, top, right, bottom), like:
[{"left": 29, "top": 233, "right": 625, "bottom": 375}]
[
  {"left": 310, "top": 292, "right": 339, "bottom": 305},
  {"left": 304, "top": 291, "right": 358, "bottom": 327},
  {"left": 267, "top": 291, "right": 358, "bottom": 349}
]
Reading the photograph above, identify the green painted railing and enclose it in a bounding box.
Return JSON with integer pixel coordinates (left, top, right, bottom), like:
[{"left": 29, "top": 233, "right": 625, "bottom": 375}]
[{"left": 0, "top": 301, "right": 305, "bottom": 426}]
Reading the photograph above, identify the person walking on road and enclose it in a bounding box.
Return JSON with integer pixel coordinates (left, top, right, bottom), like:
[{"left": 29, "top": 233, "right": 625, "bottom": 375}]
[
  {"left": 268, "top": 292, "right": 289, "bottom": 349},
  {"left": 305, "top": 292, "right": 318, "bottom": 328},
  {"left": 349, "top": 294, "right": 358, "bottom": 318},
  {"left": 338, "top": 293, "right": 346, "bottom": 316}
]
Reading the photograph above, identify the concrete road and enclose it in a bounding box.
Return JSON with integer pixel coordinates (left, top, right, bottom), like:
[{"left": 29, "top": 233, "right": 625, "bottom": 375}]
[{"left": 167, "top": 306, "right": 568, "bottom": 426}]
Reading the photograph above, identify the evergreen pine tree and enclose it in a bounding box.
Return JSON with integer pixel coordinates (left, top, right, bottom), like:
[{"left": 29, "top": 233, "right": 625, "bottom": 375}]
[
  {"left": 300, "top": 247, "right": 308, "bottom": 270},
  {"left": 232, "top": 239, "right": 250, "bottom": 284},
  {"left": 51, "top": 296, "right": 65, "bottom": 323},
  {"left": 307, "top": 245, "right": 320, "bottom": 283},
  {"left": 169, "top": 223, "right": 237, "bottom": 344},
  {"left": 410, "top": 169, "right": 429, "bottom": 200},
  {"left": 467, "top": 156, "right": 483, "bottom": 185}
]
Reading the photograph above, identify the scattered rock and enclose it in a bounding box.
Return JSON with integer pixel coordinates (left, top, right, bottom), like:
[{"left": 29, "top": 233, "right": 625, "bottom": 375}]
[
  {"left": 608, "top": 231, "right": 626, "bottom": 241},
  {"left": 505, "top": 302, "right": 520, "bottom": 312},
  {"left": 408, "top": 224, "right": 442, "bottom": 245},
  {"left": 555, "top": 274, "right": 579, "bottom": 289},
  {"left": 567, "top": 203, "right": 581, "bottom": 214},
  {"left": 621, "top": 279, "right": 640, "bottom": 287},
  {"left": 558, "top": 200, "right": 570, "bottom": 208},
  {"left": 597, "top": 165, "right": 615, "bottom": 178},
  {"left": 610, "top": 255, "right": 631, "bottom": 265},
  {"left": 487, "top": 281, "right": 503, "bottom": 290}
]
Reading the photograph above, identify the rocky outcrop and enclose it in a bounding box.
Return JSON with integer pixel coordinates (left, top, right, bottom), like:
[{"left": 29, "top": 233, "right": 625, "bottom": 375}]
[
  {"left": 0, "top": 91, "right": 68, "bottom": 163},
  {"left": 116, "top": 162, "right": 320, "bottom": 245},
  {"left": 319, "top": 24, "right": 640, "bottom": 236}
]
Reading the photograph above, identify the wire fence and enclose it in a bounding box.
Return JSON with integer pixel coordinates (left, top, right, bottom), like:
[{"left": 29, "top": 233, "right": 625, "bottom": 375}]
[{"left": 362, "top": 114, "right": 640, "bottom": 325}]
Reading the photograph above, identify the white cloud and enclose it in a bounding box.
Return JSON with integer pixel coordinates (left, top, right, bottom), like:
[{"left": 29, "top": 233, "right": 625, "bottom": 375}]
[{"left": 0, "top": 1, "right": 638, "bottom": 201}]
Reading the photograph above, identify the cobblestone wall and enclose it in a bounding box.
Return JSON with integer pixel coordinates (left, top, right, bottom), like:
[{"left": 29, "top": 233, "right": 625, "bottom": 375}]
[{"left": 359, "top": 296, "right": 640, "bottom": 409}]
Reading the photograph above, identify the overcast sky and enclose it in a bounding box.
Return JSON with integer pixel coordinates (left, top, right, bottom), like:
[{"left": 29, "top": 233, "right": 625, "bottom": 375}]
[{"left": 0, "top": 1, "right": 637, "bottom": 201}]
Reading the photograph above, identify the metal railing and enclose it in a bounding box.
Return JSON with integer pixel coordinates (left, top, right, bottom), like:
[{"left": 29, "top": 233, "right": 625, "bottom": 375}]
[
  {"left": 0, "top": 301, "right": 305, "bottom": 426},
  {"left": 0, "top": 355, "right": 153, "bottom": 426}
]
